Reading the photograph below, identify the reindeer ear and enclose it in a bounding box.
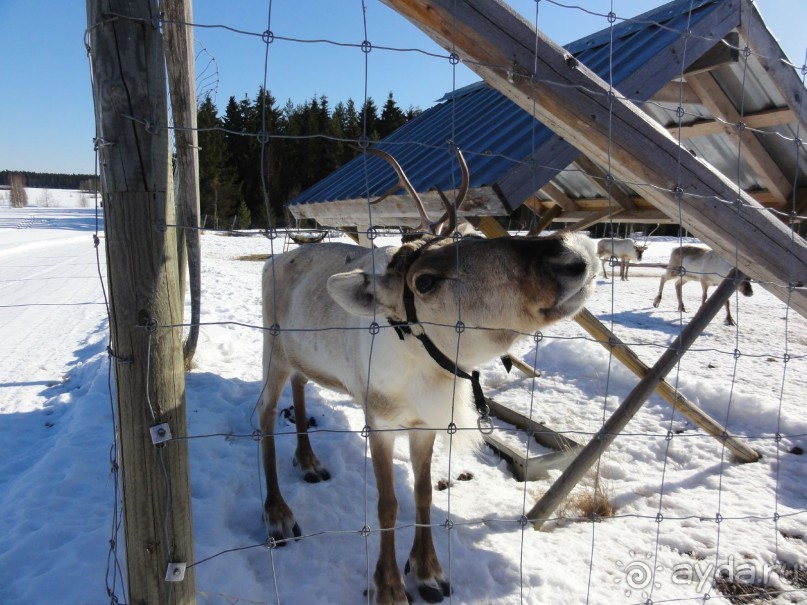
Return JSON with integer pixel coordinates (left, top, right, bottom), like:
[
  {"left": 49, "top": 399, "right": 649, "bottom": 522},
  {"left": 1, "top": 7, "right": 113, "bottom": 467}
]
[{"left": 327, "top": 270, "right": 398, "bottom": 318}]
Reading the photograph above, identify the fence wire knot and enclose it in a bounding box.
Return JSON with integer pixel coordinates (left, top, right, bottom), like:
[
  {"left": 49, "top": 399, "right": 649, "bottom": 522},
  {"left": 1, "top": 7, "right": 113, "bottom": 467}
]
[
  {"left": 251, "top": 429, "right": 262, "bottom": 442},
  {"left": 369, "top": 321, "right": 380, "bottom": 335},
  {"left": 361, "top": 40, "right": 372, "bottom": 54},
  {"left": 360, "top": 525, "right": 371, "bottom": 538},
  {"left": 262, "top": 30, "right": 274, "bottom": 44},
  {"left": 448, "top": 52, "right": 460, "bottom": 65}
]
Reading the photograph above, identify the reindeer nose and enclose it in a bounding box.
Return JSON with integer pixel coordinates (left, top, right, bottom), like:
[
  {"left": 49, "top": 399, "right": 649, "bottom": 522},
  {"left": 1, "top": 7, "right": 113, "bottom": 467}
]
[{"left": 549, "top": 259, "right": 588, "bottom": 277}]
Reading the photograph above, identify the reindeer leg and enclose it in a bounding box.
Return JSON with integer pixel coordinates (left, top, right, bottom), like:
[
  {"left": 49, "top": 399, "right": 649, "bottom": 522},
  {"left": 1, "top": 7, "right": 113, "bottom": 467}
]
[
  {"left": 406, "top": 430, "right": 450, "bottom": 603},
  {"left": 653, "top": 273, "right": 669, "bottom": 308},
  {"left": 260, "top": 363, "right": 302, "bottom": 545},
  {"left": 675, "top": 279, "right": 687, "bottom": 312},
  {"left": 369, "top": 430, "right": 409, "bottom": 605},
  {"left": 724, "top": 300, "right": 736, "bottom": 326},
  {"left": 290, "top": 373, "right": 330, "bottom": 483}
]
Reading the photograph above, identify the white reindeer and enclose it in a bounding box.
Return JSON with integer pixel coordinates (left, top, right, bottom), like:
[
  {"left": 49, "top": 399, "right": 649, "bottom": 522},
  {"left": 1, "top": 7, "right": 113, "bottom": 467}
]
[
  {"left": 259, "top": 147, "right": 599, "bottom": 605},
  {"left": 596, "top": 237, "right": 646, "bottom": 280},
  {"left": 653, "top": 244, "right": 753, "bottom": 326}
]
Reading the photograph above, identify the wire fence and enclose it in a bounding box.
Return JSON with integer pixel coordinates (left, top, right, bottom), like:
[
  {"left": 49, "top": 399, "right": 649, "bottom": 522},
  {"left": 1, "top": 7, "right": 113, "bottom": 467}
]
[{"left": 82, "top": 1, "right": 807, "bottom": 604}]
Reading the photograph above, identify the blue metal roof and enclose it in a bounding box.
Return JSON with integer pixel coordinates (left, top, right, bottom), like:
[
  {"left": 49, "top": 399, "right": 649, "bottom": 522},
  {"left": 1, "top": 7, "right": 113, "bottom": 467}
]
[{"left": 289, "top": 0, "right": 722, "bottom": 211}]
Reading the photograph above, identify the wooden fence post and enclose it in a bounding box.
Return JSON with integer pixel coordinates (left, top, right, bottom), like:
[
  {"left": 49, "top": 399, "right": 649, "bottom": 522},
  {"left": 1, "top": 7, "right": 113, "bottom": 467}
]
[
  {"left": 163, "top": 0, "right": 202, "bottom": 370},
  {"left": 86, "top": 1, "right": 196, "bottom": 602}
]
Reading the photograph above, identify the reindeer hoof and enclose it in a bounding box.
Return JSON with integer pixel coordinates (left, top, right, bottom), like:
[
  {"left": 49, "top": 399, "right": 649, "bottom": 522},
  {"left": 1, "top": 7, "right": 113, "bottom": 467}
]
[
  {"left": 363, "top": 585, "right": 412, "bottom": 604},
  {"left": 405, "top": 560, "right": 451, "bottom": 603},
  {"left": 417, "top": 581, "right": 451, "bottom": 603},
  {"left": 303, "top": 468, "right": 331, "bottom": 483},
  {"left": 267, "top": 521, "right": 301, "bottom": 547}
]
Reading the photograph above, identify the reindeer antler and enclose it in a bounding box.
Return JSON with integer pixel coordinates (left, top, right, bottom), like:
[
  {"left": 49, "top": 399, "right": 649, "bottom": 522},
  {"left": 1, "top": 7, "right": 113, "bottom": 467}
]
[{"left": 367, "top": 145, "right": 470, "bottom": 237}]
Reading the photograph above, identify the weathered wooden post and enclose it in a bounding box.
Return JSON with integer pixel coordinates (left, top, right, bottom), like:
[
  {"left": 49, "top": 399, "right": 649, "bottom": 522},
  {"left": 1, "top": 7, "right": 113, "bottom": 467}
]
[
  {"left": 86, "top": 1, "right": 196, "bottom": 602},
  {"left": 163, "top": 0, "right": 202, "bottom": 370}
]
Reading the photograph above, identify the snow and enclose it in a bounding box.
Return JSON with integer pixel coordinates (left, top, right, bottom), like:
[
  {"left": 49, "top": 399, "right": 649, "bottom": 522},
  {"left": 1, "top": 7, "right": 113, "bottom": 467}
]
[{"left": 1, "top": 188, "right": 805, "bottom": 605}]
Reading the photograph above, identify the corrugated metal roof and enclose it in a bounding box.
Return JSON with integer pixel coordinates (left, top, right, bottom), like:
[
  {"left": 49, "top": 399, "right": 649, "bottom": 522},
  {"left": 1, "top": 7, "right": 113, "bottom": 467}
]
[
  {"left": 290, "top": 0, "right": 724, "bottom": 210},
  {"left": 288, "top": 0, "right": 806, "bottom": 219}
]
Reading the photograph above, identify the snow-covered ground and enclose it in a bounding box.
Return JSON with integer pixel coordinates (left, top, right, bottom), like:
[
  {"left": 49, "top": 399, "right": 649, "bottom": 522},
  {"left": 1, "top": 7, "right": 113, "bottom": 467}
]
[{"left": 1, "top": 188, "right": 805, "bottom": 604}]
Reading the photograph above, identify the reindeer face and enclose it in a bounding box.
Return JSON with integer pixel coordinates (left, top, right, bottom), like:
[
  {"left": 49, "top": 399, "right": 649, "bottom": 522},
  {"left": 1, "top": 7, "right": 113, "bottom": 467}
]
[{"left": 327, "top": 232, "right": 597, "bottom": 364}]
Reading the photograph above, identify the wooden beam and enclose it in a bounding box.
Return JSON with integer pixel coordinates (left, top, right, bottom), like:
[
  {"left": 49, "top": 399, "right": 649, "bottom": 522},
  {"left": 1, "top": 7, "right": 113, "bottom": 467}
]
[
  {"left": 739, "top": 0, "right": 807, "bottom": 137},
  {"left": 667, "top": 106, "right": 797, "bottom": 139},
  {"left": 565, "top": 209, "right": 621, "bottom": 232},
  {"left": 484, "top": 0, "right": 743, "bottom": 210},
  {"left": 574, "top": 308, "right": 760, "bottom": 464},
  {"left": 530, "top": 272, "right": 756, "bottom": 528},
  {"left": 650, "top": 81, "right": 700, "bottom": 104},
  {"left": 687, "top": 71, "right": 792, "bottom": 203},
  {"left": 289, "top": 186, "right": 509, "bottom": 224},
  {"left": 163, "top": 0, "right": 202, "bottom": 370},
  {"left": 538, "top": 182, "right": 579, "bottom": 211},
  {"left": 528, "top": 203, "right": 563, "bottom": 235},
  {"left": 378, "top": 0, "right": 807, "bottom": 320},
  {"left": 684, "top": 32, "right": 740, "bottom": 76},
  {"left": 574, "top": 155, "right": 636, "bottom": 211}
]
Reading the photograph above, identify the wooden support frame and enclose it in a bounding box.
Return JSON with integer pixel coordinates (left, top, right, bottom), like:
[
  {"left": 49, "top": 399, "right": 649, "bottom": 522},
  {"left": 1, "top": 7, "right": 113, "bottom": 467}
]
[
  {"left": 529, "top": 271, "right": 750, "bottom": 529},
  {"left": 686, "top": 71, "right": 792, "bottom": 203},
  {"left": 473, "top": 213, "right": 759, "bottom": 465},
  {"left": 574, "top": 155, "right": 636, "bottom": 211},
  {"left": 378, "top": 0, "right": 807, "bottom": 319}
]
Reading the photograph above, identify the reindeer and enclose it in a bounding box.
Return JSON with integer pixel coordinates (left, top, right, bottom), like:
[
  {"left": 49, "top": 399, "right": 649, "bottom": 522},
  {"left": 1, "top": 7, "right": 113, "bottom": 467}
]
[
  {"left": 652, "top": 244, "right": 753, "bottom": 326},
  {"left": 259, "top": 147, "right": 599, "bottom": 605},
  {"left": 596, "top": 237, "right": 646, "bottom": 280}
]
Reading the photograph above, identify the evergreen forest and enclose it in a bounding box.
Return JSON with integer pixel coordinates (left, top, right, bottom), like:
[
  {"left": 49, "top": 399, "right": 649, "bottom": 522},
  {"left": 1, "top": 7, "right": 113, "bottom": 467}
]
[{"left": 197, "top": 88, "right": 421, "bottom": 229}]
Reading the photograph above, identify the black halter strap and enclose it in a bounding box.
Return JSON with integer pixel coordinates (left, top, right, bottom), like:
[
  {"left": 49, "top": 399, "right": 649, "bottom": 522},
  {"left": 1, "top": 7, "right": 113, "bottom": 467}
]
[{"left": 386, "top": 247, "right": 489, "bottom": 418}]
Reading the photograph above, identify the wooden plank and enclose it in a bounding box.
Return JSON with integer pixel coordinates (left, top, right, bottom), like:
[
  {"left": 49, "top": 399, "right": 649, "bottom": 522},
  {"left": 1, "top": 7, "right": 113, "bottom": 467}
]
[
  {"left": 486, "top": 398, "right": 581, "bottom": 452},
  {"left": 687, "top": 71, "right": 792, "bottom": 203},
  {"left": 684, "top": 32, "right": 740, "bottom": 76},
  {"left": 529, "top": 272, "right": 755, "bottom": 529},
  {"left": 538, "top": 182, "right": 579, "bottom": 211},
  {"left": 86, "top": 1, "right": 196, "bottom": 602},
  {"left": 565, "top": 209, "right": 621, "bottom": 232},
  {"left": 379, "top": 0, "right": 807, "bottom": 320},
  {"left": 574, "top": 308, "right": 760, "bottom": 464},
  {"left": 469, "top": 0, "right": 743, "bottom": 210},
  {"left": 738, "top": 0, "right": 807, "bottom": 136},
  {"left": 668, "top": 106, "right": 797, "bottom": 139},
  {"left": 528, "top": 203, "right": 563, "bottom": 235},
  {"left": 574, "top": 155, "right": 636, "bottom": 211},
  {"left": 483, "top": 434, "right": 581, "bottom": 481},
  {"left": 289, "top": 187, "right": 509, "bottom": 224},
  {"left": 163, "top": 0, "right": 202, "bottom": 370},
  {"left": 651, "top": 81, "right": 700, "bottom": 104}
]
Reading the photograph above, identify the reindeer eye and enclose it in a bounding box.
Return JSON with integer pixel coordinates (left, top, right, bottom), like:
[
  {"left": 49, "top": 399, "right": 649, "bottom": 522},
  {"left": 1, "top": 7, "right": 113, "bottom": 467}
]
[{"left": 414, "top": 274, "right": 439, "bottom": 294}]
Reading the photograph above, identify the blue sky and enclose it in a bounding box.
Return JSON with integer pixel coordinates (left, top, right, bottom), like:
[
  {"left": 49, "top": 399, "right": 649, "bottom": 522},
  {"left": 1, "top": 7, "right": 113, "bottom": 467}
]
[{"left": 0, "top": 0, "right": 803, "bottom": 175}]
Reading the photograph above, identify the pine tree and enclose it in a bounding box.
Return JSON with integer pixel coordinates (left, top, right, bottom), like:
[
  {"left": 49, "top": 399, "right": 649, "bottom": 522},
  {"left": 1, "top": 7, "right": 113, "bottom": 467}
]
[
  {"left": 197, "top": 95, "right": 240, "bottom": 228},
  {"left": 378, "top": 92, "right": 407, "bottom": 138},
  {"left": 360, "top": 97, "right": 380, "bottom": 141}
]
